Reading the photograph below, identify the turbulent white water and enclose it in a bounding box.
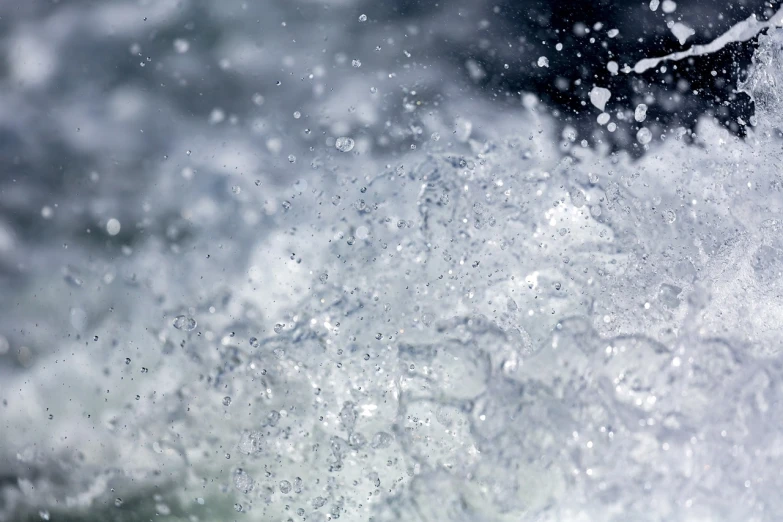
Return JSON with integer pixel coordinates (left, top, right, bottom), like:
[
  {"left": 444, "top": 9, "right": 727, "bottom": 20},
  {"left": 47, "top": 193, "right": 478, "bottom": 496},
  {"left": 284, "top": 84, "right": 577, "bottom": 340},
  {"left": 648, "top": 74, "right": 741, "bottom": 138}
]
[{"left": 4, "top": 2, "right": 783, "bottom": 521}]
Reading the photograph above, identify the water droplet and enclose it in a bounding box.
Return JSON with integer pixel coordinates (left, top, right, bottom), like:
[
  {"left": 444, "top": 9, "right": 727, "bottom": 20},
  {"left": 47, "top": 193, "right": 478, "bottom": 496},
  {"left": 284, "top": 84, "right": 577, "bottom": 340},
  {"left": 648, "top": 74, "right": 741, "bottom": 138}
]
[
  {"left": 635, "top": 104, "right": 648, "bottom": 122},
  {"left": 335, "top": 136, "right": 355, "bottom": 152},
  {"left": 173, "top": 38, "right": 189, "bottom": 53},
  {"left": 173, "top": 315, "right": 197, "bottom": 331},
  {"left": 371, "top": 431, "right": 392, "bottom": 449},
  {"left": 106, "top": 218, "right": 121, "bottom": 236},
  {"left": 636, "top": 127, "right": 652, "bottom": 145}
]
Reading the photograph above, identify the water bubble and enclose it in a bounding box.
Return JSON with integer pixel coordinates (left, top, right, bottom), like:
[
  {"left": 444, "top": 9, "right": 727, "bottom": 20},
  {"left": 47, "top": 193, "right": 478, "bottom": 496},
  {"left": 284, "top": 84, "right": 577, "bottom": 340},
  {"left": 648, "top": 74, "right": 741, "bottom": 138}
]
[
  {"left": 359, "top": 14, "right": 367, "bottom": 22},
  {"left": 335, "top": 136, "right": 355, "bottom": 152},
  {"left": 173, "top": 315, "right": 197, "bottom": 331}
]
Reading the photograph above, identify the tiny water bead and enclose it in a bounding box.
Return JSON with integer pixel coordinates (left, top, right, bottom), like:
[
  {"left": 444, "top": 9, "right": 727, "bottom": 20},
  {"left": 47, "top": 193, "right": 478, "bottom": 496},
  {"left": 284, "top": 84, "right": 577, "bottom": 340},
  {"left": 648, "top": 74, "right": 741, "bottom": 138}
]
[
  {"left": 335, "top": 137, "right": 355, "bottom": 152},
  {"left": 172, "top": 315, "right": 197, "bottom": 331}
]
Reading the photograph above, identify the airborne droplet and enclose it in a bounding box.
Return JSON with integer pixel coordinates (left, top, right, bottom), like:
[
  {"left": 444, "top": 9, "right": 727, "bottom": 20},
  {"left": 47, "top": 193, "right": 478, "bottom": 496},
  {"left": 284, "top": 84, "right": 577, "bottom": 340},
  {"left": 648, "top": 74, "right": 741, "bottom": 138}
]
[
  {"left": 172, "top": 315, "right": 197, "bottom": 331},
  {"left": 335, "top": 137, "right": 355, "bottom": 152}
]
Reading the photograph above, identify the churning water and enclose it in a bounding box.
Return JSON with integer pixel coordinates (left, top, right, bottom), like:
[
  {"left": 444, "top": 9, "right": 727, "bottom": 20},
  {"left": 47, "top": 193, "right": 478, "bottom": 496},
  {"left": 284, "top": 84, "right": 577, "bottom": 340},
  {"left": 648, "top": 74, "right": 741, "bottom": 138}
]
[{"left": 3, "top": 1, "right": 783, "bottom": 521}]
